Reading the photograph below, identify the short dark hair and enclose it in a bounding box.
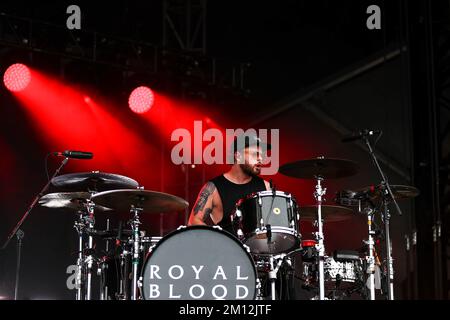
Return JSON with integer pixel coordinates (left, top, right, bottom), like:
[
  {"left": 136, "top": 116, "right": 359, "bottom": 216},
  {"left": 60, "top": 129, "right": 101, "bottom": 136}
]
[{"left": 228, "top": 133, "right": 271, "bottom": 163}]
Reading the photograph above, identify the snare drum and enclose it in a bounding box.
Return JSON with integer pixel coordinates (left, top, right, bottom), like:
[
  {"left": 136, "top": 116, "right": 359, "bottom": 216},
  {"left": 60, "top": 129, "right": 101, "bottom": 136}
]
[
  {"left": 302, "top": 253, "right": 364, "bottom": 291},
  {"left": 140, "top": 226, "right": 257, "bottom": 300},
  {"left": 232, "top": 191, "right": 300, "bottom": 254},
  {"left": 323, "top": 255, "right": 364, "bottom": 289}
]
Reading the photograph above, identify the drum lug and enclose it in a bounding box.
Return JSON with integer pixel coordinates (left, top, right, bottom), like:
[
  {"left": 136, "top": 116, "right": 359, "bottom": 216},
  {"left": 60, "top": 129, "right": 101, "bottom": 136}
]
[
  {"left": 177, "top": 225, "right": 187, "bottom": 231},
  {"left": 243, "top": 243, "right": 251, "bottom": 253},
  {"left": 137, "top": 277, "right": 143, "bottom": 288},
  {"left": 212, "top": 225, "right": 223, "bottom": 231}
]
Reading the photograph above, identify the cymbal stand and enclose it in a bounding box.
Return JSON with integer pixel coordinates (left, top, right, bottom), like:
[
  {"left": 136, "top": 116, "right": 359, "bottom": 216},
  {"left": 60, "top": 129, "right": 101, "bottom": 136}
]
[
  {"left": 84, "top": 202, "right": 96, "bottom": 300},
  {"left": 314, "top": 175, "right": 326, "bottom": 300},
  {"left": 129, "top": 206, "right": 143, "bottom": 300},
  {"left": 74, "top": 211, "right": 86, "bottom": 300},
  {"left": 99, "top": 218, "right": 111, "bottom": 300},
  {"left": 363, "top": 206, "right": 376, "bottom": 300},
  {"left": 381, "top": 189, "right": 395, "bottom": 300},
  {"left": 119, "top": 247, "right": 131, "bottom": 300}
]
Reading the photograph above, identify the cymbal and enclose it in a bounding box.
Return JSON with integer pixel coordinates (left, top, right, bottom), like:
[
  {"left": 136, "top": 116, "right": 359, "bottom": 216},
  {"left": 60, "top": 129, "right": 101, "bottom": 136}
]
[
  {"left": 91, "top": 189, "right": 189, "bottom": 214},
  {"left": 279, "top": 157, "right": 359, "bottom": 179},
  {"left": 39, "top": 192, "right": 112, "bottom": 212},
  {"left": 299, "top": 205, "right": 355, "bottom": 222},
  {"left": 358, "top": 184, "right": 420, "bottom": 201},
  {"left": 51, "top": 172, "right": 139, "bottom": 192}
]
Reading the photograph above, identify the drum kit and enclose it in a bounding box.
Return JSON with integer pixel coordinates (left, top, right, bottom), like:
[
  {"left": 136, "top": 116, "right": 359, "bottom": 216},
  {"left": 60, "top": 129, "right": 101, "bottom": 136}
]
[{"left": 28, "top": 156, "right": 418, "bottom": 301}]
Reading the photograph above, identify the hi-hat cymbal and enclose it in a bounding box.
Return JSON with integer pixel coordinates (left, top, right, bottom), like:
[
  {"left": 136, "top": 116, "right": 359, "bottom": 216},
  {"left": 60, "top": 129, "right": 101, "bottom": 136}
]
[
  {"left": 39, "top": 192, "right": 112, "bottom": 212},
  {"left": 299, "top": 205, "right": 356, "bottom": 222},
  {"left": 279, "top": 157, "right": 359, "bottom": 179},
  {"left": 51, "top": 172, "right": 139, "bottom": 192},
  {"left": 358, "top": 184, "right": 420, "bottom": 202},
  {"left": 91, "top": 189, "right": 189, "bottom": 214}
]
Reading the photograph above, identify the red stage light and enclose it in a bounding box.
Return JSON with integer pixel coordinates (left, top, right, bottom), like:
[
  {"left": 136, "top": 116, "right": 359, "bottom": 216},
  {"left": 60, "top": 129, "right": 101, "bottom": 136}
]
[
  {"left": 83, "top": 96, "right": 92, "bottom": 104},
  {"left": 128, "top": 86, "right": 154, "bottom": 114},
  {"left": 3, "top": 63, "right": 31, "bottom": 92}
]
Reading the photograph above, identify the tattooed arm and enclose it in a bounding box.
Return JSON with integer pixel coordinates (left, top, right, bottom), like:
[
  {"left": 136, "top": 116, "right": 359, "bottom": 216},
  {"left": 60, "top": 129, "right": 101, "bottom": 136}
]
[{"left": 188, "top": 181, "right": 216, "bottom": 226}]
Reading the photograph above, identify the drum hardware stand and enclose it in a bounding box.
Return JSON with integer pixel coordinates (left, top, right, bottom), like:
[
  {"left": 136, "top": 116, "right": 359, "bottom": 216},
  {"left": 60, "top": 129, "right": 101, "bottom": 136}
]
[
  {"left": 363, "top": 134, "right": 401, "bottom": 301},
  {"left": 14, "top": 229, "right": 24, "bottom": 301},
  {"left": 73, "top": 201, "right": 97, "bottom": 301},
  {"left": 381, "top": 193, "right": 395, "bottom": 300},
  {"left": 99, "top": 218, "right": 111, "bottom": 300},
  {"left": 84, "top": 202, "right": 96, "bottom": 300},
  {"left": 123, "top": 249, "right": 131, "bottom": 300},
  {"left": 255, "top": 278, "right": 263, "bottom": 300},
  {"left": 313, "top": 174, "right": 326, "bottom": 301},
  {"left": 98, "top": 256, "right": 108, "bottom": 300},
  {"left": 267, "top": 254, "right": 287, "bottom": 300},
  {"left": 363, "top": 206, "right": 377, "bottom": 300},
  {"left": 1, "top": 156, "right": 69, "bottom": 300},
  {"left": 74, "top": 211, "right": 86, "bottom": 300},
  {"left": 129, "top": 205, "right": 143, "bottom": 300}
]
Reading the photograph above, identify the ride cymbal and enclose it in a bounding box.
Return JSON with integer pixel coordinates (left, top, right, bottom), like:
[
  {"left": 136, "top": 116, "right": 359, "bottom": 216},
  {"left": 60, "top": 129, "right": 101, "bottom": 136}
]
[
  {"left": 279, "top": 157, "right": 359, "bottom": 179},
  {"left": 358, "top": 184, "right": 420, "bottom": 202}
]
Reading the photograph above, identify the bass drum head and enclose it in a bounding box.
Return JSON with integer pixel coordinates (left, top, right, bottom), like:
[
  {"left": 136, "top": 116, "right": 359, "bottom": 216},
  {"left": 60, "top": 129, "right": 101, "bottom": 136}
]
[{"left": 141, "top": 226, "right": 257, "bottom": 300}]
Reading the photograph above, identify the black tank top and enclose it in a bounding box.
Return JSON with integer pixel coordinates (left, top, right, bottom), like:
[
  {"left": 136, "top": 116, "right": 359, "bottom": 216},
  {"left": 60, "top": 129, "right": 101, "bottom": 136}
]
[{"left": 210, "top": 174, "right": 266, "bottom": 233}]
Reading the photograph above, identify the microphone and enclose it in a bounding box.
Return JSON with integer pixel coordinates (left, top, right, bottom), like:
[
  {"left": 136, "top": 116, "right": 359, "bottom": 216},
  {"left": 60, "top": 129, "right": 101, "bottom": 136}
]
[
  {"left": 342, "top": 129, "right": 381, "bottom": 143},
  {"left": 53, "top": 150, "right": 93, "bottom": 159}
]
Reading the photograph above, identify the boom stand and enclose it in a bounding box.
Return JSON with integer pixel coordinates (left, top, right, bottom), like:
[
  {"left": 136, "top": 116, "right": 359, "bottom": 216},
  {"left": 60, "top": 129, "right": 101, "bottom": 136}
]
[
  {"left": 363, "top": 136, "right": 402, "bottom": 300},
  {"left": 1, "top": 157, "right": 69, "bottom": 300}
]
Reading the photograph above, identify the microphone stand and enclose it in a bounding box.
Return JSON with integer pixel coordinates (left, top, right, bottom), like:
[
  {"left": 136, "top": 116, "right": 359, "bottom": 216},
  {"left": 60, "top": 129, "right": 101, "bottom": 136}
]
[
  {"left": 1, "top": 156, "right": 69, "bottom": 300},
  {"left": 363, "top": 135, "right": 402, "bottom": 300}
]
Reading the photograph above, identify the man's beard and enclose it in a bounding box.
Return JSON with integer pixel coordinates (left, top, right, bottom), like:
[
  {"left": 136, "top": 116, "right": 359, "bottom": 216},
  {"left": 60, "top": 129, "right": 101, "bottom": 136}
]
[{"left": 240, "top": 163, "right": 261, "bottom": 177}]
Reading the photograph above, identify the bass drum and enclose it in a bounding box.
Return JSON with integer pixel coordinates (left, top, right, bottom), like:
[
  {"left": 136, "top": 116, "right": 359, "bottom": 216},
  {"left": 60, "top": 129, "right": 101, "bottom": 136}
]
[{"left": 140, "top": 226, "right": 257, "bottom": 300}]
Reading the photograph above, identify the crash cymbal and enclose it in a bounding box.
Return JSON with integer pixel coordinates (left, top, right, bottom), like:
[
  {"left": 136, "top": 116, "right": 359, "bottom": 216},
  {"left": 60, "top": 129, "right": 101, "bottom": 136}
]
[
  {"left": 51, "top": 171, "right": 139, "bottom": 192},
  {"left": 91, "top": 189, "right": 189, "bottom": 214},
  {"left": 279, "top": 157, "right": 359, "bottom": 179},
  {"left": 39, "top": 192, "right": 112, "bottom": 212},
  {"left": 358, "top": 184, "right": 420, "bottom": 202},
  {"left": 299, "top": 205, "right": 355, "bottom": 222}
]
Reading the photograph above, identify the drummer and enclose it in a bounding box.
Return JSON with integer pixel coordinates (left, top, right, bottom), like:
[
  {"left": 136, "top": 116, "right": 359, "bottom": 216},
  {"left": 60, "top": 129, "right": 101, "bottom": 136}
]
[{"left": 188, "top": 133, "right": 271, "bottom": 233}]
